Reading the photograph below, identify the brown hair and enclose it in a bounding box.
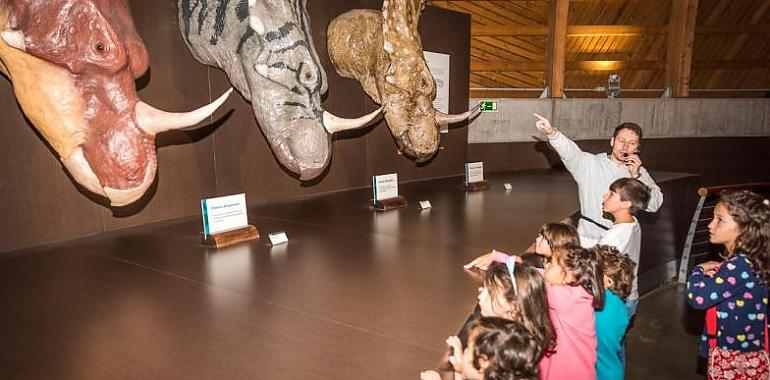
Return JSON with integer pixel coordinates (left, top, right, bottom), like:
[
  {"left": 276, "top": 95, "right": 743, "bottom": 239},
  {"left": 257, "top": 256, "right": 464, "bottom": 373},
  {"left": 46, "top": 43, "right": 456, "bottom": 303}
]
[
  {"left": 538, "top": 222, "right": 580, "bottom": 250},
  {"left": 718, "top": 190, "right": 770, "bottom": 284},
  {"left": 470, "top": 317, "right": 543, "bottom": 380},
  {"left": 554, "top": 245, "right": 605, "bottom": 309},
  {"left": 484, "top": 262, "right": 556, "bottom": 355},
  {"left": 593, "top": 245, "right": 636, "bottom": 300},
  {"left": 613, "top": 122, "right": 643, "bottom": 141},
  {"left": 609, "top": 177, "right": 651, "bottom": 214}
]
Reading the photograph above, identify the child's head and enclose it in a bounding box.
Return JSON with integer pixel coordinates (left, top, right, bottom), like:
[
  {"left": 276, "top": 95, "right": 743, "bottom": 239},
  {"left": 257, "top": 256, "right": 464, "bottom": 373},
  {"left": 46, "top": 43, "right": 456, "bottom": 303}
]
[
  {"left": 535, "top": 222, "right": 580, "bottom": 256},
  {"left": 544, "top": 245, "right": 605, "bottom": 309},
  {"left": 461, "top": 317, "right": 543, "bottom": 380},
  {"left": 603, "top": 178, "right": 651, "bottom": 215},
  {"left": 480, "top": 260, "right": 556, "bottom": 353},
  {"left": 593, "top": 244, "right": 636, "bottom": 300},
  {"left": 710, "top": 190, "right": 770, "bottom": 283}
]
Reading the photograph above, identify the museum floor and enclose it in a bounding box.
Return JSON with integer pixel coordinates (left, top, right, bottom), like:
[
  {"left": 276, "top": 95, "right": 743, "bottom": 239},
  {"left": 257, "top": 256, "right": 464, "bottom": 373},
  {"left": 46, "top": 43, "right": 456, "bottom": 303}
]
[{"left": 0, "top": 170, "right": 705, "bottom": 379}]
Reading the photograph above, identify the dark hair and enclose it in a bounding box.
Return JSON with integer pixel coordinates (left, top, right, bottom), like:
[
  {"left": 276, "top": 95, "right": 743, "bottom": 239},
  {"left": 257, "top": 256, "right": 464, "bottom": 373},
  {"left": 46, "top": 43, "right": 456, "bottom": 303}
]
[
  {"left": 718, "top": 190, "right": 770, "bottom": 284},
  {"left": 484, "top": 263, "right": 556, "bottom": 354},
  {"left": 556, "top": 245, "right": 605, "bottom": 309},
  {"left": 609, "top": 177, "right": 651, "bottom": 214},
  {"left": 538, "top": 222, "right": 580, "bottom": 250},
  {"left": 613, "top": 122, "right": 643, "bottom": 141},
  {"left": 470, "top": 317, "right": 543, "bottom": 380},
  {"left": 593, "top": 245, "right": 636, "bottom": 300},
  {"left": 520, "top": 253, "right": 545, "bottom": 268}
]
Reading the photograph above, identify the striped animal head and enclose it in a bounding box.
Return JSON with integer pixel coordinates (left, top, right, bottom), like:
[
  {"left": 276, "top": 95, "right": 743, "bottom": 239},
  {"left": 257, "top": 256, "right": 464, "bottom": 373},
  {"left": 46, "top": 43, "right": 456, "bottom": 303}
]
[{"left": 180, "top": 0, "right": 380, "bottom": 180}]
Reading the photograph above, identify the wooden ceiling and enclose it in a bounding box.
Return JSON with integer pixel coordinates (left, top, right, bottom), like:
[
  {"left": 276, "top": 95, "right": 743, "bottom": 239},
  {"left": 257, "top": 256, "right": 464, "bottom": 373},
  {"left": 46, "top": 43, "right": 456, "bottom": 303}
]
[{"left": 427, "top": 0, "right": 770, "bottom": 97}]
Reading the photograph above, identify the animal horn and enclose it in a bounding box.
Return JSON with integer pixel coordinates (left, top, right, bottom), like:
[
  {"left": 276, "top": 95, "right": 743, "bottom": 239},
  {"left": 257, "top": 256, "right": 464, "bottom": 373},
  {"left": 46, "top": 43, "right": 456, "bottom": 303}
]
[
  {"left": 135, "top": 88, "right": 233, "bottom": 135},
  {"left": 434, "top": 102, "right": 482, "bottom": 126},
  {"left": 323, "top": 107, "right": 383, "bottom": 134}
]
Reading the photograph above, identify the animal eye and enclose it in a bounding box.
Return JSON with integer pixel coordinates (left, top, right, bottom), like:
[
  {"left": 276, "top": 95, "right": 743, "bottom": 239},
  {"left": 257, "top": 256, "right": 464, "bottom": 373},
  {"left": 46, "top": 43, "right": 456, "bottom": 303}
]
[{"left": 95, "top": 42, "right": 106, "bottom": 52}]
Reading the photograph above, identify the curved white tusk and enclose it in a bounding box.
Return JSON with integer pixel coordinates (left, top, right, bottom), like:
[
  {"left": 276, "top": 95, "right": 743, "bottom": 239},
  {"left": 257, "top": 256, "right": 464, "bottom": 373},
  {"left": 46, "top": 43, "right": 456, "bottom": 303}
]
[
  {"left": 434, "top": 103, "right": 482, "bottom": 126},
  {"left": 135, "top": 88, "right": 233, "bottom": 135},
  {"left": 60, "top": 147, "right": 108, "bottom": 197},
  {"left": 1, "top": 30, "right": 26, "bottom": 51},
  {"left": 323, "top": 106, "right": 383, "bottom": 134}
]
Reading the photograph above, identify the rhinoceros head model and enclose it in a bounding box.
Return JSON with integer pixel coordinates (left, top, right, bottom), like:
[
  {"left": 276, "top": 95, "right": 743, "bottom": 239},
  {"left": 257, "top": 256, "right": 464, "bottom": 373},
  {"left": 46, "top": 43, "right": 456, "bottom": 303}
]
[
  {"left": 180, "top": 0, "right": 381, "bottom": 180},
  {"left": 0, "top": 0, "right": 232, "bottom": 206},
  {"left": 328, "top": 0, "right": 478, "bottom": 162}
]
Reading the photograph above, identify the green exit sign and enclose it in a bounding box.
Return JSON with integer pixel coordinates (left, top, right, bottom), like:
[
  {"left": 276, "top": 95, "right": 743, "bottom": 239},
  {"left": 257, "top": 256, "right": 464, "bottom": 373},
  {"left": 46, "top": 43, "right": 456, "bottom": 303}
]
[{"left": 479, "top": 100, "right": 498, "bottom": 112}]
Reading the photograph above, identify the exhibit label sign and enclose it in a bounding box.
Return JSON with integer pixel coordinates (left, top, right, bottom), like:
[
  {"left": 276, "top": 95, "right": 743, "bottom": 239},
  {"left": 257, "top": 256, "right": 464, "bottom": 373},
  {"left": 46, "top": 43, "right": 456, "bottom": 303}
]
[
  {"left": 268, "top": 231, "right": 289, "bottom": 246},
  {"left": 419, "top": 200, "right": 432, "bottom": 210},
  {"left": 465, "top": 162, "right": 484, "bottom": 185},
  {"left": 201, "top": 193, "right": 248, "bottom": 236},
  {"left": 372, "top": 173, "right": 399, "bottom": 202}
]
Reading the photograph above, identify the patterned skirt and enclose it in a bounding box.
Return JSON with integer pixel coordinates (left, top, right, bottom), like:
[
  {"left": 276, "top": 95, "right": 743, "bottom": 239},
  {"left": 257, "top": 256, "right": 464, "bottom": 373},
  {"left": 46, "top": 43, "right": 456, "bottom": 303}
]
[{"left": 708, "top": 347, "right": 770, "bottom": 380}]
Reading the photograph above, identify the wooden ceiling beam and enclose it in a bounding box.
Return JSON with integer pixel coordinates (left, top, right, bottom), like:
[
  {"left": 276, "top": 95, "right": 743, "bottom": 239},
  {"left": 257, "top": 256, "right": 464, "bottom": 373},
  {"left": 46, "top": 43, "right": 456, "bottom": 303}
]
[
  {"left": 545, "top": 0, "right": 569, "bottom": 97},
  {"left": 471, "top": 24, "right": 770, "bottom": 36},
  {"left": 471, "top": 59, "right": 770, "bottom": 71},
  {"left": 665, "top": 0, "right": 699, "bottom": 97}
]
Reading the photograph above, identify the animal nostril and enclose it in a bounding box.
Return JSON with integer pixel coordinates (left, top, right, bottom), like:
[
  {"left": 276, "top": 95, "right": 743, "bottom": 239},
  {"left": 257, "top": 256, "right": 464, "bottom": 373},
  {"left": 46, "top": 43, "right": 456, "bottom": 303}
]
[{"left": 305, "top": 72, "right": 312, "bottom": 80}]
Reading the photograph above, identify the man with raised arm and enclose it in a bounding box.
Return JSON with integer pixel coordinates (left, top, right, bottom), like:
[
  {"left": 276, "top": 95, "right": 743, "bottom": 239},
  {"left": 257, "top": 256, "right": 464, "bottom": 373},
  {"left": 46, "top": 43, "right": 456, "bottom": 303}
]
[{"left": 533, "top": 114, "right": 663, "bottom": 245}]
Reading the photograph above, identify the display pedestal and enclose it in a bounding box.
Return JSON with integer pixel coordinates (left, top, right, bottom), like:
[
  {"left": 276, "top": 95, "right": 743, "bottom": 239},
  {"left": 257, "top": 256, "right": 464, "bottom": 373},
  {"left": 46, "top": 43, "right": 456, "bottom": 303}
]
[
  {"left": 464, "top": 180, "right": 490, "bottom": 192},
  {"left": 200, "top": 225, "right": 259, "bottom": 248},
  {"left": 372, "top": 196, "right": 408, "bottom": 211}
]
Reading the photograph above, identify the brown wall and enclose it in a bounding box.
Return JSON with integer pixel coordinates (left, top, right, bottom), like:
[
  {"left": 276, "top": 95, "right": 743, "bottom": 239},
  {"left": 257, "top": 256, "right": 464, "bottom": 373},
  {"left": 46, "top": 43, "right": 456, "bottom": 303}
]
[
  {"left": 0, "top": 2, "right": 470, "bottom": 253},
  {"left": 468, "top": 137, "right": 770, "bottom": 187}
]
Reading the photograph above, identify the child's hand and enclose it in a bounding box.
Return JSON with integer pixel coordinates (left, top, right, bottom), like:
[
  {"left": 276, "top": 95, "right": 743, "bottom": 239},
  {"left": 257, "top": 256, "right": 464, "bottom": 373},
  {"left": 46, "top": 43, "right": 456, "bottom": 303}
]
[
  {"left": 464, "top": 250, "right": 514, "bottom": 271},
  {"left": 463, "top": 252, "right": 493, "bottom": 271},
  {"left": 420, "top": 370, "right": 442, "bottom": 380},
  {"left": 698, "top": 261, "right": 721, "bottom": 277},
  {"left": 446, "top": 336, "right": 464, "bottom": 372}
]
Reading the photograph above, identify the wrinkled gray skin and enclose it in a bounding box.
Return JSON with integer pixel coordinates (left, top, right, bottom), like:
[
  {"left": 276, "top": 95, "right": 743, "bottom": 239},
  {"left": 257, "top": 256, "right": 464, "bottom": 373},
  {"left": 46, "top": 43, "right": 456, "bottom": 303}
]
[
  {"left": 179, "top": 0, "right": 333, "bottom": 180},
  {"left": 328, "top": 0, "right": 476, "bottom": 162}
]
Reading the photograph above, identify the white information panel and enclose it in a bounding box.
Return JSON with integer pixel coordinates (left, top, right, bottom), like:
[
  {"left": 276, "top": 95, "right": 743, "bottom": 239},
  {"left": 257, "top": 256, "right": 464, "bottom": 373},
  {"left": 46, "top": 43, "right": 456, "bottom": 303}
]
[
  {"left": 423, "top": 51, "right": 450, "bottom": 133},
  {"left": 201, "top": 193, "right": 248, "bottom": 236},
  {"left": 372, "top": 173, "right": 399, "bottom": 201},
  {"left": 465, "top": 162, "right": 484, "bottom": 184},
  {"left": 419, "top": 200, "right": 432, "bottom": 210}
]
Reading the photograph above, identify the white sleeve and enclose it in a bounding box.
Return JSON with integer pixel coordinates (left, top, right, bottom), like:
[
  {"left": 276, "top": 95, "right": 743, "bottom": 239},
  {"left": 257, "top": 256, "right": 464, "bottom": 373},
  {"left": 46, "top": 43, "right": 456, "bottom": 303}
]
[
  {"left": 637, "top": 167, "right": 663, "bottom": 212},
  {"left": 548, "top": 131, "right": 592, "bottom": 176}
]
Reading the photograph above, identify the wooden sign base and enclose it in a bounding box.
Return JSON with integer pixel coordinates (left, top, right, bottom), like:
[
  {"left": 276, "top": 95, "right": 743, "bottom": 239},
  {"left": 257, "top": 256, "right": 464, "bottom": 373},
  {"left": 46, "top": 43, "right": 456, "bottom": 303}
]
[
  {"left": 464, "top": 180, "right": 490, "bottom": 192},
  {"left": 372, "top": 196, "right": 408, "bottom": 211},
  {"left": 201, "top": 225, "right": 259, "bottom": 248}
]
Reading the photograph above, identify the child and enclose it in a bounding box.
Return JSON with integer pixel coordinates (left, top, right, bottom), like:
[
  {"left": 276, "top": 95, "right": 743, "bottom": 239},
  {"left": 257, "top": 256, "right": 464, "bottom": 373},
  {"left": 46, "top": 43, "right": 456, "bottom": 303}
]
[
  {"left": 478, "top": 261, "right": 556, "bottom": 351},
  {"left": 686, "top": 190, "right": 770, "bottom": 379},
  {"left": 539, "top": 244, "right": 605, "bottom": 380},
  {"left": 421, "top": 317, "right": 544, "bottom": 380},
  {"left": 593, "top": 245, "right": 636, "bottom": 380},
  {"left": 588, "top": 177, "right": 650, "bottom": 317},
  {"left": 464, "top": 222, "right": 579, "bottom": 271}
]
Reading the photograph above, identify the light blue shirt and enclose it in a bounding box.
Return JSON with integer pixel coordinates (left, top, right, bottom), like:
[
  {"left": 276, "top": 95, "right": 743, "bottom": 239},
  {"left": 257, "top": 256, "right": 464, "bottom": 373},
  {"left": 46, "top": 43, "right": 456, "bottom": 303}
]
[{"left": 595, "top": 290, "right": 630, "bottom": 380}]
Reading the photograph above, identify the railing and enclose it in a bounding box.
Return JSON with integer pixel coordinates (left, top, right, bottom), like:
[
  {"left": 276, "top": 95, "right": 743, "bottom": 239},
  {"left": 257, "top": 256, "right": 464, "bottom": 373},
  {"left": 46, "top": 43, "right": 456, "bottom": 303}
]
[{"left": 677, "top": 182, "right": 770, "bottom": 283}]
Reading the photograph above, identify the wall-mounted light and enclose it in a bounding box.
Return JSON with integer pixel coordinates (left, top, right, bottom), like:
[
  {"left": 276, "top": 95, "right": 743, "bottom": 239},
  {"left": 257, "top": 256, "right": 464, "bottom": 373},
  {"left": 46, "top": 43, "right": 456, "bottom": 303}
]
[{"left": 606, "top": 73, "right": 621, "bottom": 98}]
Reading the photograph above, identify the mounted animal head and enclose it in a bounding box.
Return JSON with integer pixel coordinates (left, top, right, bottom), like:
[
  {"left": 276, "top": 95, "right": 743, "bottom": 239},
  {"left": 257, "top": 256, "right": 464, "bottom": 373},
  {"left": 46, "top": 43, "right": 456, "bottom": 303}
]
[
  {"left": 179, "top": 0, "right": 381, "bottom": 180},
  {"left": 328, "top": 0, "right": 477, "bottom": 162},
  {"left": 0, "top": 0, "right": 231, "bottom": 207}
]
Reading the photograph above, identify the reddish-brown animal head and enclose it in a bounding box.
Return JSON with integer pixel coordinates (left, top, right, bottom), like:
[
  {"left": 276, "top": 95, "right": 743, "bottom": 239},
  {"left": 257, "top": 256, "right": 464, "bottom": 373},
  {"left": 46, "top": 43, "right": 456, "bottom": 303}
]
[{"left": 0, "top": 0, "right": 230, "bottom": 206}]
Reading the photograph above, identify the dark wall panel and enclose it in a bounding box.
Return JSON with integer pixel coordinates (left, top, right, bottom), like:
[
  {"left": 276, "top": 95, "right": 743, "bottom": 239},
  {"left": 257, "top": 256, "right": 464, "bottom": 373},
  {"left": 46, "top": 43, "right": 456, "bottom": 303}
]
[{"left": 469, "top": 137, "right": 770, "bottom": 187}]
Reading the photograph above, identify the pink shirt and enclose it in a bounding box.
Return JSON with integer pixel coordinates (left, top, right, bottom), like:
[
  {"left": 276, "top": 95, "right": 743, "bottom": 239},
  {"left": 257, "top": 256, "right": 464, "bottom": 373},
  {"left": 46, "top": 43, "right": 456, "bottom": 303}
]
[{"left": 539, "top": 282, "right": 597, "bottom": 380}]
